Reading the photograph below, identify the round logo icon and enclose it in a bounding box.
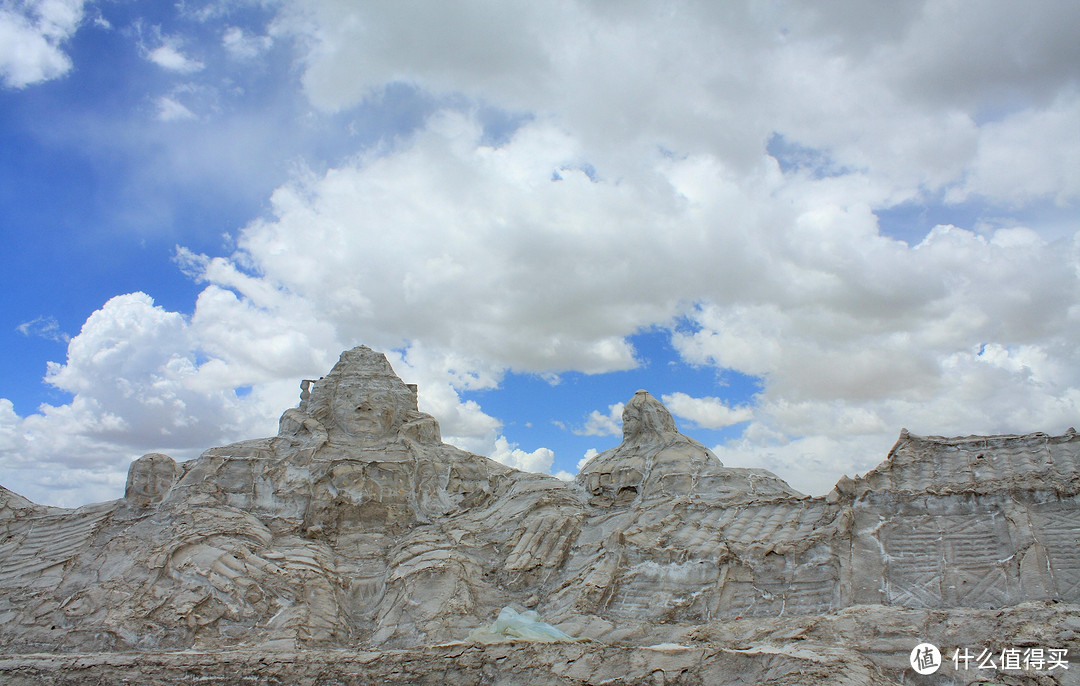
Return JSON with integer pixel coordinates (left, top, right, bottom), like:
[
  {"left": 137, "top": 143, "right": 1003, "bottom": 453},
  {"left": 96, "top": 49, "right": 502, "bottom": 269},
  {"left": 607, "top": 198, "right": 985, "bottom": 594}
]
[{"left": 910, "top": 642, "right": 942, "bottom": 675}]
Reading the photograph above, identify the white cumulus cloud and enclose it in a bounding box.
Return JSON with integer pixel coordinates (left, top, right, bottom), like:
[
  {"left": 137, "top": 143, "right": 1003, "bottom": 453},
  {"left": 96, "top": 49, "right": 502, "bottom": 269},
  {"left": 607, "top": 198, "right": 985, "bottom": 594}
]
[
  {"left": 146, "top": 43, "right": 203, "bottom": 73},
  {"left": 5, "top": 1, "right": 1080, "bottom": 503},
  {"left": 576, "top": 403, "right": 624, "bottom": 437},
  {"left": 0, "top": 293, "right": 288, "bottom": 505},
  {"left": 661, "top": 393, "right": 753, "bottom": 430},
  {"left": 0, "top": 0, "right": 85, "bottom": 88},
  {"left": 489, "top": 436, "right": 555, "bottom": 474}
]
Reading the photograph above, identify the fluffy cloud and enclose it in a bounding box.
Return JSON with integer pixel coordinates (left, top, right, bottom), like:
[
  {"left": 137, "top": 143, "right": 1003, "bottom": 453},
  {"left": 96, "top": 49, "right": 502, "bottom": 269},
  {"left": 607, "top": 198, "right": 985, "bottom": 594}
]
[
  {"left": 124, "top": 104, "right": 1080, "bottom": 495},
  {"left": 673, "top": 224, "right": 1080, "bottom": 492},
  {"left": 5, "top": 1, "right": 1080, "bottom": 504},
  {"left": 489, "top": 436, "right": 555, "bottom": 474},
  {"left": 146, "top": 43, "right": 204, "bottom": 73},
  {"left": 0, "top": 293, "right": 278, "bottom": 505},
  {"left": 273, "top": 1, "right": 1080, "bottom": 206},
  {"left": 947, "top": 91, "right": 1080, "bottom": 206},
  {"left": 0, "top": 282, "right": 561, "bottom": 505},
  {"left": 0, "top": 0, "right": 84, "bottom": 88},
  {"left": 661, "top": 393, "right": 753, "bottom": 430},
  {"left": 226, "top": 113, "right": 670, "bottom": 375},
  {"left": 575, "top": 403, "right": 624, "bottom": 438}
]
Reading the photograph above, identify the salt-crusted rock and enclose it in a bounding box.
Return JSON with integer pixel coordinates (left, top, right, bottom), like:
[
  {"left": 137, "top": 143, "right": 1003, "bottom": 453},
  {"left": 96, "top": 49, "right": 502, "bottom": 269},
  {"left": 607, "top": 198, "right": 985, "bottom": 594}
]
[
  {"left": 124, "top": 453, "right": 179, "bottom": 508},
  {"left": 1, "top": 345, "right": 1077, "bottom": 684},
  {"left": 576, "top": 389, "right": 799, "bottom": 507}
]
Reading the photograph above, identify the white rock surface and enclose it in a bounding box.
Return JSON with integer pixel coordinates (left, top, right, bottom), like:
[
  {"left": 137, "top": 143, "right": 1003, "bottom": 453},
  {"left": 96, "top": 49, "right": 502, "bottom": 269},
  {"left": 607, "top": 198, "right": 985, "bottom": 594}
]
[{"left": 1, "top": 345, "right": 1077, "bottom": 684}]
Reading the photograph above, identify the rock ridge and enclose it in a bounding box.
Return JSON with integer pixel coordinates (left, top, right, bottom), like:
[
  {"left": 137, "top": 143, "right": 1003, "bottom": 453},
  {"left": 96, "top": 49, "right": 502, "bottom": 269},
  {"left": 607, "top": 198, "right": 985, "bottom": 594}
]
[{"left": 0, "top": 345, "right": 1077, "bottom": 684}]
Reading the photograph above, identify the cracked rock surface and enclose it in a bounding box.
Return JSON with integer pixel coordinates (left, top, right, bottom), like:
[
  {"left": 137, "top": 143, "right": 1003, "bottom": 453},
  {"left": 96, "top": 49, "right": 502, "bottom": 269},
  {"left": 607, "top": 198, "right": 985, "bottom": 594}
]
[{"left": 1, "top": 346, "right": 1078, "bottom": 684}]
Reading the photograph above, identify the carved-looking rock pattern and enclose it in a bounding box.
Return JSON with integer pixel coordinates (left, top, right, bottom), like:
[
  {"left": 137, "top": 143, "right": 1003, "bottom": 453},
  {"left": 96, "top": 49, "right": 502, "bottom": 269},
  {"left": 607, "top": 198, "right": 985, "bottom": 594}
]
[{"left": 0, "top": 346, "right": 1077, "bottom": 684}]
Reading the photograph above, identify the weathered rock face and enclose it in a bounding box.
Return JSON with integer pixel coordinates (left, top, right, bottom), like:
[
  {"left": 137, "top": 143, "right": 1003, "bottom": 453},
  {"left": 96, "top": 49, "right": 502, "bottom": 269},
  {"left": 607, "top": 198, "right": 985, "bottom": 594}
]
[
  {"left": 577, "top": 389, "right": 799, "bottom": 508},
  {"left": 1, "top": 346, "right": 1078, "bottom": 684},
  {"left": 843, "top": 429, "right": 1080, "bottom": 612}
]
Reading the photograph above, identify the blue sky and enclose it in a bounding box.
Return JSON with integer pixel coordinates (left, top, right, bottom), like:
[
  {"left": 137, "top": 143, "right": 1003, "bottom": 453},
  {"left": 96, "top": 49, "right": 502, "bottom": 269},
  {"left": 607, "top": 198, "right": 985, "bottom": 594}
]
[{"left": 2, "top": 1, "right": 1079, "bottom": 507}]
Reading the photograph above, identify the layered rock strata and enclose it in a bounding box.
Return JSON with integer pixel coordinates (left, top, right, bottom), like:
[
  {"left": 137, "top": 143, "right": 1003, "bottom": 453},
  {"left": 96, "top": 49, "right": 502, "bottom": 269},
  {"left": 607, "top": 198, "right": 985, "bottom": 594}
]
[{"left": 1, "top": 346, "right": 1077, "bottom": 684}]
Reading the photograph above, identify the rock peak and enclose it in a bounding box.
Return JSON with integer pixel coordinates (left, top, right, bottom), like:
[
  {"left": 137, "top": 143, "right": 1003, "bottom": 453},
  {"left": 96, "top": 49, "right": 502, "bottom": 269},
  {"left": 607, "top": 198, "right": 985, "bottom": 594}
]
[
  {"left": 621, "top": 389, "right": 678, "bottom": 442},
  {"left": 299, "top": 346, "right": 423, "bottom": 441},
  {"left": 577, "top": 390, "right": 803, "bottom": 507},
  {"left": 579, "top": 390, "right": 725, "bottom": 506}
]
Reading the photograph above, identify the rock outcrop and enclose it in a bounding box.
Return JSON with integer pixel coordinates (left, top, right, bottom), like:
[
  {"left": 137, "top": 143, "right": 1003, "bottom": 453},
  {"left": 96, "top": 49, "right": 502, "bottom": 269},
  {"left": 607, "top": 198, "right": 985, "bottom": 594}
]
[{"left": 1, "top": 346, "right": 1077, "bottom": 684}]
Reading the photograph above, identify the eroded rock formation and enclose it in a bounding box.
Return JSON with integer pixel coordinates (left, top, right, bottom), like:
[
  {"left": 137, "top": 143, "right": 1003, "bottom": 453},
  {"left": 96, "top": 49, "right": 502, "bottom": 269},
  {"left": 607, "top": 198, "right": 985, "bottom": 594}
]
[{"left": 1, "top": 346, "right": 1077, "bottom": 685}]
